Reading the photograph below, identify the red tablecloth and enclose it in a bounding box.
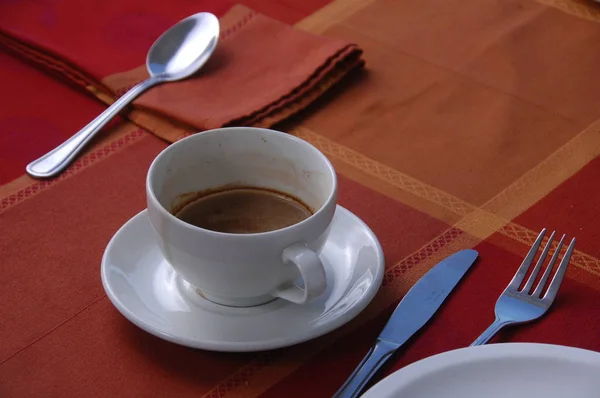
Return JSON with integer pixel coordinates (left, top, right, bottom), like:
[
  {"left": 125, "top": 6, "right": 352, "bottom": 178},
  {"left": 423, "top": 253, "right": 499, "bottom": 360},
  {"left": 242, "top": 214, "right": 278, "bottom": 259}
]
[{"left": 2, "top": 0, "right": 600, "bottom": 396}]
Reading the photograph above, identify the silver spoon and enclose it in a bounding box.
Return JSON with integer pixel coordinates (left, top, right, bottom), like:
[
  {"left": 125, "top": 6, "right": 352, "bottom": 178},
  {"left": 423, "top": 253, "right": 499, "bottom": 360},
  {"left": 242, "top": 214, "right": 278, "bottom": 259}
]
[{"left": 26, "top": 12, "right": 220, "bottom": 179}]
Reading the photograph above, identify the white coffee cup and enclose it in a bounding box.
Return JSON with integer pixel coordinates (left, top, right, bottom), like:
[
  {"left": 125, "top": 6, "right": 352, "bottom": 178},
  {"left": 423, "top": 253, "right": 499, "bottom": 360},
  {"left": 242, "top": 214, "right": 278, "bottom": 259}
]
[{"left": 146, "top": 127, "right": 337, "bottom": 307}]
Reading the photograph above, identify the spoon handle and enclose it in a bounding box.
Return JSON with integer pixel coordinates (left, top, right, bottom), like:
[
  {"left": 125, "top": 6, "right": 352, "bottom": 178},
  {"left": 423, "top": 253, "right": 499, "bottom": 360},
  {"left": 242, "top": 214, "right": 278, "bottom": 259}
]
[{"left": 26, "top": 76, "right": 162, "bottom": 179}]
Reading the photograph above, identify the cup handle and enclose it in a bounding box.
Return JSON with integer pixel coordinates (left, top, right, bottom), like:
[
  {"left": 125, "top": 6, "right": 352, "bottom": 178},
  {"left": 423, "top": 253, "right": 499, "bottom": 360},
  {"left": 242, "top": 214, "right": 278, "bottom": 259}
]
[{"left": 273, "top": 243, "right": 327, "bottom": 304}]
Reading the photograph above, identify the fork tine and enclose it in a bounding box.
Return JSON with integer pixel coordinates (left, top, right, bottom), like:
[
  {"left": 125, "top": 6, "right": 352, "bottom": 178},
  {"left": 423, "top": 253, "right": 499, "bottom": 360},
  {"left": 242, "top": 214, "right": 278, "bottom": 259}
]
[
  {"left": 507, "top": 228, "right": 546, "bottom": 290},
  {"left": 532, "top": 234, "right": 565, "bottom": 297},
  {"left": 522, "top": 231, "right": 555, "bottom": 293},
  {"left": 542, "top": 237, "right": 576, "bottom": 303}
]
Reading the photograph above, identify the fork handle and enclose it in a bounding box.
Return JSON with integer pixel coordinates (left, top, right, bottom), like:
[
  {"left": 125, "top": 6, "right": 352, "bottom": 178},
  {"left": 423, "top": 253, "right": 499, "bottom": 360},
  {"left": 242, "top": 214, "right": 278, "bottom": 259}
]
[{"left": 470, "top": 317, "right": 512, "bottom": 346}]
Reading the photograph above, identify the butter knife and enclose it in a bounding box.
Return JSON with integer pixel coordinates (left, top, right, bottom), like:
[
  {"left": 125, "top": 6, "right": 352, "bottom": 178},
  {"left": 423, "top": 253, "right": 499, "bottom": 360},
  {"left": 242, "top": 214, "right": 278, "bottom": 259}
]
[{"left": 333, "top": 249, "right": 478, "bottom": 398}]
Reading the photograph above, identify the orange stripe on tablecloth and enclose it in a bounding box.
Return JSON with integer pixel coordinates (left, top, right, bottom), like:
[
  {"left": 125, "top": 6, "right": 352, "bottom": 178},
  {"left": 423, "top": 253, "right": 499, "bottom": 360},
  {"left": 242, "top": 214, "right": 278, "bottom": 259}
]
[
  {"left": 0, "top": 128, "right": 147, "bottom": 213},
  {"left": 498, "top": 222, "right": 600, "bottom": 276},
  {"left": 292, "top": 127, "right": 475, "bottom": 217},
  {"left": 290, "top": 126, "right": 600, "bottom": 278},
  {"left": 202, "top": 228, "right": 482, "bottom": 398},
  {"left": 456, "top": 213, "right": 600, "bottom": 277},
  {"left": 535, "top": 0, "right": 600, "bottom": 22}
]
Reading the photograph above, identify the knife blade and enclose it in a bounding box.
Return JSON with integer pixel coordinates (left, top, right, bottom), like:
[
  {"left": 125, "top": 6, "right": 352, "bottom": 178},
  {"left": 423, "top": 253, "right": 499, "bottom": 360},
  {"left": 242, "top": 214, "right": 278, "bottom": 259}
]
[{"left": 332, "top": 249, "right": 478, "bottom": 398}]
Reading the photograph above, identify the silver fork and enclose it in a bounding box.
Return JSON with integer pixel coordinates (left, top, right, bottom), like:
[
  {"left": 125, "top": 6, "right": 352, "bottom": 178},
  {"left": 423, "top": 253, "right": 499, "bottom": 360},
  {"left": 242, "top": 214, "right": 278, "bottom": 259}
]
[{"left": 471, "top": 228, "right": 576, "bottom": 346}]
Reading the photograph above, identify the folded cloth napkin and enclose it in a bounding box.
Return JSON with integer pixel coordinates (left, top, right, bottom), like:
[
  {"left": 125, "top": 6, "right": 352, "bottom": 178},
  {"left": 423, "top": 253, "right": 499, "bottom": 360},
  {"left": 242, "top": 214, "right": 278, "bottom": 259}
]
[{"left": 0, "top": 1, "right": 363, "bottom": 142}]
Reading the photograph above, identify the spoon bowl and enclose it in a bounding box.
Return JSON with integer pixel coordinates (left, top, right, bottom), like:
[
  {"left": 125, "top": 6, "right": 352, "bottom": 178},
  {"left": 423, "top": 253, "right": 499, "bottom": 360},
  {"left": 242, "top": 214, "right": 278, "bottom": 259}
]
[
  {"left": 26, "top": 12, "right": 220, "bottom": 179},
  {"left": 147, "top": 13, "right": 219, "bottom": 80}
]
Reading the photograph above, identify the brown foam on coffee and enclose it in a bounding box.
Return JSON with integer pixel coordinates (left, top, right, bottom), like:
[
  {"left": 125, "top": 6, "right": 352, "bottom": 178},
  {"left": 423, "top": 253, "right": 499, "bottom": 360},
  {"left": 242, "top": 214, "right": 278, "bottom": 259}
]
[{"left": 173, "top": 186, "right": 313, "bottom": 234}]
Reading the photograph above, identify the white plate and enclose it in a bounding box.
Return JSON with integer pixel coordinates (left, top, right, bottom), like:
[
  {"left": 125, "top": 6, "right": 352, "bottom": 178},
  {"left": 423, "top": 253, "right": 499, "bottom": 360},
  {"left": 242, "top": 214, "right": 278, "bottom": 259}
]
[
  {"left": 362, "top": 343, "right": 600, "bottom": 398},
  {"left": 101, "top": 205, "right": 385, "bottom": 352}
]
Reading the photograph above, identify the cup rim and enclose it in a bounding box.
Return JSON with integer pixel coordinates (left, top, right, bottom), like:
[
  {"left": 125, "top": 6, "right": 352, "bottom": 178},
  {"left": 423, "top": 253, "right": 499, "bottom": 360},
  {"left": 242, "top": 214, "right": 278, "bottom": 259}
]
[{"left": 146, "top": 127, "right": 338, "bottom": 238}]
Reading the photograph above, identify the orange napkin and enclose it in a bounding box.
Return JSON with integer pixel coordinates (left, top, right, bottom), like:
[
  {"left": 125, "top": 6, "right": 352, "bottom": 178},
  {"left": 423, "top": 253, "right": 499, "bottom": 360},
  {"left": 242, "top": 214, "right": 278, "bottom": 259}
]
[
  {"left": 1, "top": 3, "right": 363, "bottom": 142},
  {"left": 100, "top": 5, "right": 363, "bottom": 141}
]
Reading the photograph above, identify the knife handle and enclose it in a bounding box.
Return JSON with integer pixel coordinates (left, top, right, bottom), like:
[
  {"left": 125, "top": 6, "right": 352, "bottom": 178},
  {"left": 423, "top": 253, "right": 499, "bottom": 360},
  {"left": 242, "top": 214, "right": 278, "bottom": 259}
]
[{"left": 332, "top": 338, "right": 399, "bottom": 398}]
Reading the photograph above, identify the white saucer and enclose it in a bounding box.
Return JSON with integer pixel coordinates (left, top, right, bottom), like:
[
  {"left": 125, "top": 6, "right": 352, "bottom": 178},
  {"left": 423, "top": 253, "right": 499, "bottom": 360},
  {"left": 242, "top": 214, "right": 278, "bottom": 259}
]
[{"left": 101, "top": 205, "right": 384, "bottom": 352}]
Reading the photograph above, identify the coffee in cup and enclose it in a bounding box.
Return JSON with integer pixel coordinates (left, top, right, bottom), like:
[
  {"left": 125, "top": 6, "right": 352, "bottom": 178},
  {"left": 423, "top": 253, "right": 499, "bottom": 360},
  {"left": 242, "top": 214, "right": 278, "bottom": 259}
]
[{"left": 173, "top": 186, "right": 313, "bottom": 234}]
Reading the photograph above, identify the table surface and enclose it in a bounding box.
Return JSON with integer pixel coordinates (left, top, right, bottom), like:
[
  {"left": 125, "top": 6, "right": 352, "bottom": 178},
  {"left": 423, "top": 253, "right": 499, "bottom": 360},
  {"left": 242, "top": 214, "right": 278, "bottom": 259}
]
[{"left": 3, "top": 0, "right": 600, "bottom": 397}]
